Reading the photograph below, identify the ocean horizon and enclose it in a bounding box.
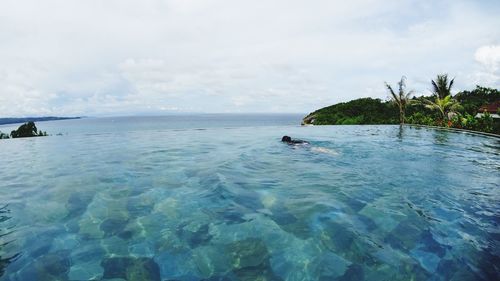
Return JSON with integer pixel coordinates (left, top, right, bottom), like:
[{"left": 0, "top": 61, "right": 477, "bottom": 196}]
[{"left": 0, "top": 114, "right": 305, "bottom": 136}]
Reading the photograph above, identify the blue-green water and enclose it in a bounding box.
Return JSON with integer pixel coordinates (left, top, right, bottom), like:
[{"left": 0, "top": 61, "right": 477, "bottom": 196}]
[{"left": 0, "top": 115, "right": 498, "bottom": 280}]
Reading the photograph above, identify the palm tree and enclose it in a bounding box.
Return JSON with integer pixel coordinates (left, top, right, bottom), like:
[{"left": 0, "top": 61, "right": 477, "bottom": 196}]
[
  {"left": 431, "top": 74, "right": 454, "bottom": 99},
  {"left": 423, "top": 74, "right": 460, "bottom": 123},
  {"left": 422, "top": 95, "right": 460, "bottom": 121},
  {"left": 385, "top": 76, "right": 414, "bottom": 124}
]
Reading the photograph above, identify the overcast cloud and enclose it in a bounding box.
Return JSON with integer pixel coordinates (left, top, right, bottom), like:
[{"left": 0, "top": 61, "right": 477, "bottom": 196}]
[{"left": 0, "top": 0, "right": 499, "bottom": 116}]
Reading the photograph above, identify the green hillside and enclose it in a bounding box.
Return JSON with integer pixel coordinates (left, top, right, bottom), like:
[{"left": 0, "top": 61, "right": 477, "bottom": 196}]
[
  {"left": 302, "top": 98, "right": 398, "bottom": 125},
  {"left": 302, "top": 85, "right": 499, "bottom": 134}
]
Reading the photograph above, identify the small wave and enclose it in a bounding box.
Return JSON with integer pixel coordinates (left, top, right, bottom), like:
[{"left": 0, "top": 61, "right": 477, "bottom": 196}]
[{"left": 311, "top": 147, "right": 340, "bottom": 156}]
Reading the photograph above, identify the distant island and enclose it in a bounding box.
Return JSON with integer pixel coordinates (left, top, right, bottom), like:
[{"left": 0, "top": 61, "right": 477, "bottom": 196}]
[
  {"left": 0, "top": 116, "right": 81, "bottom": 125},
  {"left": 303, "top": 75, "right": 500, "bottom": 135}
]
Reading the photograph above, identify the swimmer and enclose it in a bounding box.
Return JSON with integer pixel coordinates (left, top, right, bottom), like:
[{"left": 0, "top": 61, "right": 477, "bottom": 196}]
[
  {"left": 281, "top": 135, "right": 339, "bottom": 155},
  {"left": 281, "top": 135, "right": 309, "bottom": 145}
]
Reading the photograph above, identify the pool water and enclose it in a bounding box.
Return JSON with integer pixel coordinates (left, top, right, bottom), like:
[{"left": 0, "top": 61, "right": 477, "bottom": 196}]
[{"left": 0, "top": 117, "right": 498, "bottom": 280}]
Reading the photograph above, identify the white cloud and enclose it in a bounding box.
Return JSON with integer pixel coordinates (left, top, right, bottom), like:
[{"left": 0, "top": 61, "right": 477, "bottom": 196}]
[
  {"left": 475, "top": 45, "right": 500, "bottom": 72},
  {"left": 467, "top": 45, "right": 500, "bottom": 86},
  {"left": 0, "top": 0, "right": 499, "bottom": 116}
]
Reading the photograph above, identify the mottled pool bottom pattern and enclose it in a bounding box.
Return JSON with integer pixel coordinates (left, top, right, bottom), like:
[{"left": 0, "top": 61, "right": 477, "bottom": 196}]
[{"left": 0, "top": 125, "right": 498, "bottom": 280}]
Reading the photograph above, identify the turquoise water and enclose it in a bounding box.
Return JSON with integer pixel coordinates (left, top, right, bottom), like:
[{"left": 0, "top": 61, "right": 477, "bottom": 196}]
[{"left": 0, "top": 116, "right": 499, "bottom": 280}]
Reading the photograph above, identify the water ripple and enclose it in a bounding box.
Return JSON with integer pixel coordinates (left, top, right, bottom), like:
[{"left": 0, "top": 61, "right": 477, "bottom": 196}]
[{"left": 0, "top": 125, "right": 498, "bottom": 280}]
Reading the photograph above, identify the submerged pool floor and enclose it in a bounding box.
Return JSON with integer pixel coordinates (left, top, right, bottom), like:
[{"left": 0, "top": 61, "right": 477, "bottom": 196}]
[{"left": 0, "top": 125, "right": 498, "bottom": 280}]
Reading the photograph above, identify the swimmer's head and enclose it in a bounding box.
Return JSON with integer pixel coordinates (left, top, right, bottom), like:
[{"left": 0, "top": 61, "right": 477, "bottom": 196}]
[{"left": 281, "top": 136, "right": 292, "bottom": 142}]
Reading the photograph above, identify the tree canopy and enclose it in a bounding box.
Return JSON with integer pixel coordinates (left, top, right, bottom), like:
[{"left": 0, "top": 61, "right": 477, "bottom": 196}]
[
  {"left": 385, "top": 76, "right": 414, "bottom": 124},
  {"left": 431, "top": 74, "right": 455, "bottom": 99},
  {"left": 454, "top": 86, "right": 500, "bottom": 115},
  {"left": 9, "top": 122, "right": 47, "bottom": 138},
  {"left": 303, "top": 81, "right": 499, "bottom": 134},
  {"left": 302, "top": 98, "right": 398, "bottom": 125}
]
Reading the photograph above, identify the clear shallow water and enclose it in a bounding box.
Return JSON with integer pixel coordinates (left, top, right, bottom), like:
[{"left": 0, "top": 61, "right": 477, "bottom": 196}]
[{"left": 0, "top": 116, "right": 499, "bottom": 281}]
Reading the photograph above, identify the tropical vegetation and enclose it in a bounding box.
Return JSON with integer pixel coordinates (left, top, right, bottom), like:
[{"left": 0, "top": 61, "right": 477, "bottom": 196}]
[
  {"left": 302, "top": 98, "right": 398, "bottom": 125},
  {"left": 431, "top": 74, "right": 454, "bottom": 99},
  {"left": 303, "top": 74, "right": 500, "bottom": 134},
  {"left": 385, "top": 76, "right": 413, "bottom": 124},
  {"left": 0, "top": 122, "right": 48, "bottom": 139}
]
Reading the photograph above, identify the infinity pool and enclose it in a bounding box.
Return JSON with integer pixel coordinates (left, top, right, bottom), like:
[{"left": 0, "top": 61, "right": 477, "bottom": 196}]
[{"left": 0, "top": 119, "right": 498, "bottom": 280}]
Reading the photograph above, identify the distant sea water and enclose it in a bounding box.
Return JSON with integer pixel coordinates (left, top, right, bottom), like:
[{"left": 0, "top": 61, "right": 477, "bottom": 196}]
[
  {"left": 0, "top": 114, "right": 305, "bottom": 135},
  {"left": 0, "top": 114, "right": 499, "bottom": 281}
]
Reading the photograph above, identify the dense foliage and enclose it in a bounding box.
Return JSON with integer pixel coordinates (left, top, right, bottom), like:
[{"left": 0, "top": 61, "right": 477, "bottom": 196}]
[
  {"left": 454, "top": 86, "right": 500, "bottom": 115},
  {"left": 303, "top": 81, "right": 499, "bottom": 135},
  {"left": 303, "top": 98, "right": 399, "bottom": 125},
  {"left": 406, "top": 85, "right": 500, "bottom": 134}
]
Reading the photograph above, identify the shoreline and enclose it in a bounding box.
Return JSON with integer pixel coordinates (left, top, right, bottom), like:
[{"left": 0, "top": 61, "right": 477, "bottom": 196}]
[{"left": 0, "top": 117, "right": 81, "bottom": 126}]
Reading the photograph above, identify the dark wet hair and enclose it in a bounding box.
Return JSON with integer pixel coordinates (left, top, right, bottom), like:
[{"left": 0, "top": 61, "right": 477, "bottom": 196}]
[{"left": 282, "top": 136, "right": 292, "bottom": 142}]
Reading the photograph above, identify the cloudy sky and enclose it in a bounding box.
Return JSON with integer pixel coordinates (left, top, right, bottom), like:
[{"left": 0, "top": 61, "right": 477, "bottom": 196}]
[{"left": 0, "top": 0, "right": 499, "bottom": 117}]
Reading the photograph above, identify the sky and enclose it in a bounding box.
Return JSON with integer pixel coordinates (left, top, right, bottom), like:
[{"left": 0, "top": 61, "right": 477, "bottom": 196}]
[{"left": 0, "top": 0, "right": 499, "bottom": 117}]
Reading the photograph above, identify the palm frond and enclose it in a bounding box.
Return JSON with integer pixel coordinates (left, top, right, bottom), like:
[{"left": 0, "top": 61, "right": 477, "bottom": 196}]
[
  {"left": 443, "top": 95, "right": 451, "bottom": 104},
  {"left": 385, "top": 82, "right": 399, "bottom": 104},
  {"left": 424, "top": 103, "right": 436, "bottom": 111},
  {"left": 431, "top": 80, "right": 439, "bottom": 96},
  {"left": 405, "top": 90, "right": 415, "bottom": 100},
  {"left": 448, "top": 77, "right": 455, "bottom": 93},
  {"left": 450, "top": 102, "right": 462, "bottom": 112},
  {"left": 398, "top": 76, "right": 407, "bottom": 97},
  {"left": 422, "top": 98, "right": 436, "bottom": 109}
]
